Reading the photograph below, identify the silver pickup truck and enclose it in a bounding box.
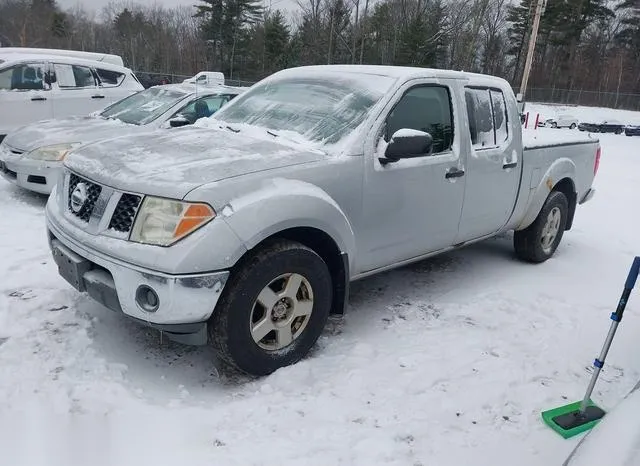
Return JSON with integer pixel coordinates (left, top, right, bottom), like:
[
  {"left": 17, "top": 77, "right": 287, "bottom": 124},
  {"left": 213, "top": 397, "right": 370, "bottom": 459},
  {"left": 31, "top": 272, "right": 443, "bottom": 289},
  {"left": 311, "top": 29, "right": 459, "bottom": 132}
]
[{"left": 44, "top": 65, "right": 600, "bottom": 376}]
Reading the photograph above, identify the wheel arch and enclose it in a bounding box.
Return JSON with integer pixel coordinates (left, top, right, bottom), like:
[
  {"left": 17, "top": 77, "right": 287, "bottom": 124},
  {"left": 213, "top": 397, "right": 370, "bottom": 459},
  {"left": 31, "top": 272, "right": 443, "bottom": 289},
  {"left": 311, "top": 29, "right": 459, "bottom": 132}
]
[{"left": 516, "top": 158, "right": 577, "bottom": 231}]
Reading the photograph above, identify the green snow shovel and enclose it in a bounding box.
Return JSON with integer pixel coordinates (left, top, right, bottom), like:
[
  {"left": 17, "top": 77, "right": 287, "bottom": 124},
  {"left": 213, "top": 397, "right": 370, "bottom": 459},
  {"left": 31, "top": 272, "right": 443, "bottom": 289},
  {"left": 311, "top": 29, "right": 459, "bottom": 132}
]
[{"left": 541, "top": 255, "right": 640, "bottom": 439}]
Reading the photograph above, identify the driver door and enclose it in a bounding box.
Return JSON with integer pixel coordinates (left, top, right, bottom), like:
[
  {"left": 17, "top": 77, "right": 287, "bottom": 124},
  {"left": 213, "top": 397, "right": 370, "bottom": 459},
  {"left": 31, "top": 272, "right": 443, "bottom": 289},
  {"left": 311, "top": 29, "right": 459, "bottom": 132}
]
[{"left": 357, "top": 80, "right": 467, "bottom": 273}]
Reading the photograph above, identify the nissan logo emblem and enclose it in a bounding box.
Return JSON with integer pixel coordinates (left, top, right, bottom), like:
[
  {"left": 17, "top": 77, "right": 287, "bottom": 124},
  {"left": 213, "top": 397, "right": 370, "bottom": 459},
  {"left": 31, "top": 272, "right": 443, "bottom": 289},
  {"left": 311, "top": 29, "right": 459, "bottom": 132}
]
[{"left": 70, "top": 183, "right": 88, "bottom": 213}]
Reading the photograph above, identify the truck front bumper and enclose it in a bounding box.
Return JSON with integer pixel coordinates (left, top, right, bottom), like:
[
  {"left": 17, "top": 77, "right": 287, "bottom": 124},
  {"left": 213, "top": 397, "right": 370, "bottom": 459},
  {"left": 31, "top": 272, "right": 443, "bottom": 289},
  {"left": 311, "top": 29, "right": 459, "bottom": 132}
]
[{"left": 46, "top": 214, "right": 229, "bottom": 345}]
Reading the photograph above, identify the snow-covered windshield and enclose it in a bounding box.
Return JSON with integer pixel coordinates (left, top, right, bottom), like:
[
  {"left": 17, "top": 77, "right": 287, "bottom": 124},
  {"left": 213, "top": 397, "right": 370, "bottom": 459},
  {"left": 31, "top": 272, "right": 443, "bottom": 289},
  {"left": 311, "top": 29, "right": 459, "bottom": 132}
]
[
  {"left": 210, "top": 73, "right": 396, "bottom": 145},
  {"left": 100, "top": 87, "right": 188, "bottom": 125}
]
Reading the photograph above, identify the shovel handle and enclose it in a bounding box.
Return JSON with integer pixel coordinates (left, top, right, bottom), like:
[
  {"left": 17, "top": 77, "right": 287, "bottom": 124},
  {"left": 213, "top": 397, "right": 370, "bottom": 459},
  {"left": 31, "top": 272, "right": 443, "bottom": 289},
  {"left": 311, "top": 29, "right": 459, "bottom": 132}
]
[
  {"left": 625, "top": 256, "right": 640, "bottom": 291},
  {"left": 612, "top": 256, "right": 640, "bottom": 322}
]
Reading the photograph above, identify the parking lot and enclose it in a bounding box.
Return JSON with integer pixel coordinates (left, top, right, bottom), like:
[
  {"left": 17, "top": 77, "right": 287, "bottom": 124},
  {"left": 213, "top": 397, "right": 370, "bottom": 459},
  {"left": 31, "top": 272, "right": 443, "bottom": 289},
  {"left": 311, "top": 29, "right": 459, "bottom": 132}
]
[{"left": 1, "top": 126, "right": 640, "bottom": 465}]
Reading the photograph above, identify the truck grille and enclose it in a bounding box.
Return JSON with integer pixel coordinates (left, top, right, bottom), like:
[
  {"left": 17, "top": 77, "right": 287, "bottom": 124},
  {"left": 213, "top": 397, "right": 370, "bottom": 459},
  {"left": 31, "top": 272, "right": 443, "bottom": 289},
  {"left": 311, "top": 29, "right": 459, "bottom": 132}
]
[
  {"left": 68, "top": 173, "right": 102, "bottom": 222},
  {"left": 108, "top": 193, "right": 142, "bottom": 233}
]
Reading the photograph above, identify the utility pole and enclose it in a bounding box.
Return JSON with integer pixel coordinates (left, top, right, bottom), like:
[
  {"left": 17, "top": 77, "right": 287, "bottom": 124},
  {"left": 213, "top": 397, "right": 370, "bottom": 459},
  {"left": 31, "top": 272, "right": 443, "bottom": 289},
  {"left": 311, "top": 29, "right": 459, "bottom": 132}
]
[{"left": 518, "top": 0, "right": 547, "bottom": 102}]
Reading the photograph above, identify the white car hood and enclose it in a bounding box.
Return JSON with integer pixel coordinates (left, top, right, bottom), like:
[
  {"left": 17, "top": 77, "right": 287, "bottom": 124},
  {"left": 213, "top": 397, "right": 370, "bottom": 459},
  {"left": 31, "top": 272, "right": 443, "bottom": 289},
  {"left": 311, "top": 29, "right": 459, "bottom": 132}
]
[
  {"left": 3, "top": 116, "right": 144, "bottom": 153},
  {"left": 63, "top": 126, "right": 326, "bottom": 199}
]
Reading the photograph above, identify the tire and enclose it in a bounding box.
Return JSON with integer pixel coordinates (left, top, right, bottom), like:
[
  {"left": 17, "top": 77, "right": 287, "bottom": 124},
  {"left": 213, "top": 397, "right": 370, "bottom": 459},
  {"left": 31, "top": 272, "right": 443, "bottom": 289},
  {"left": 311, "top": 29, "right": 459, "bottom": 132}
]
[
  {"left": 570, "top": 123, "right": 576, "bottom": 129},
  {"left": 514, "top": 191, "right": 569, "bottom": 263},
  {"left": 551, "top": 122, "right": 558, "bottom": 128},
  {"left": 615, "top": 128, "right": 623, "bottom": 135},
  {"left": 209, "top": 239, "right": 333, "bottom": 376}
]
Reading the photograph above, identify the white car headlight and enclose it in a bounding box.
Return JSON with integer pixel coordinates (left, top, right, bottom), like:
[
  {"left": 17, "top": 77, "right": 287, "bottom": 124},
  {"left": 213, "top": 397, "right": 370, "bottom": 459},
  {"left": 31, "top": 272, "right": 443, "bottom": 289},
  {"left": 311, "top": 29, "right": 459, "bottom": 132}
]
[
  {"left": 130, "top": 196, "right": 216, "bottom": 246},
  {"left": 25, "top": 143, "right": 82, "bottom": 161}
]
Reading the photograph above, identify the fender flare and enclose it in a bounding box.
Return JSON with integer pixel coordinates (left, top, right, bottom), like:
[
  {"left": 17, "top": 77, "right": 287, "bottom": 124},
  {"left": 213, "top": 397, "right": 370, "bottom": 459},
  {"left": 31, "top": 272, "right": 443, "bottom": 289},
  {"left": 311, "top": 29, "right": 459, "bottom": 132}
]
[
  {"left": 220, "top": 178, "right": 357, "bottom": 271},
  {"left": 516, "top": 158, "right": 577, "bottom": 230}
]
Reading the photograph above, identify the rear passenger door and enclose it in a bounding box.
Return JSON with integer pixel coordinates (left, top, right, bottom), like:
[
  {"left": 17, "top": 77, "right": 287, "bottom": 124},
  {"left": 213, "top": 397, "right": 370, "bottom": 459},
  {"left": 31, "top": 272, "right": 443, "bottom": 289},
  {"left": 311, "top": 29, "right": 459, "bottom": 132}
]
[
  {"left": 51, "top": 63, "right": 105, "bottom": 118},
  {"left": 455, "top": 86, "right": 520, "bottom": 243}
]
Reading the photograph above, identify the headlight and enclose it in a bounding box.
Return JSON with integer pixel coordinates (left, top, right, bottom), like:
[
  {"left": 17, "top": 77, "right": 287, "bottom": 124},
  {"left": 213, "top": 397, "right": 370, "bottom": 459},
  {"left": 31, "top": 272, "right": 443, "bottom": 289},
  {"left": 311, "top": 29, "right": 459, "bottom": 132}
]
[
  {"left": 130, "top": 197, "right": 216, "bottom": 246},
  {"left": 25, "top": 143, "right": 82, "bottom": 161}
]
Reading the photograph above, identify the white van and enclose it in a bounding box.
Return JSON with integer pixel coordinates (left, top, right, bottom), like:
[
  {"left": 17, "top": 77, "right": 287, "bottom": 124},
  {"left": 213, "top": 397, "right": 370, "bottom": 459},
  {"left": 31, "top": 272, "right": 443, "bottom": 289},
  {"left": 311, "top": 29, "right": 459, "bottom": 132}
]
[{"left": 0, "top": 52, "right": 143, "bottom": 140}]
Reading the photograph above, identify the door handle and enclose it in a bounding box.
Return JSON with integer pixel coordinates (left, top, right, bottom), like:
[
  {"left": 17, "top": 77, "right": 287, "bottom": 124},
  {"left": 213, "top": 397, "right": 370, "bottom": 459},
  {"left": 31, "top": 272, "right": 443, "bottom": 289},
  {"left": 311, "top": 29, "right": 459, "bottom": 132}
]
[
  {"left": 31, "top": 96, "right": 47, "bottom": 101},
  {"left": 445, "top": 167, "right": 465, "bottom": 179},
  {"left": 503, "top": 161, "right": 518, "bottom": 169},
  {"left": 91, "top": 95, "right": 105, "bottom": 99}
]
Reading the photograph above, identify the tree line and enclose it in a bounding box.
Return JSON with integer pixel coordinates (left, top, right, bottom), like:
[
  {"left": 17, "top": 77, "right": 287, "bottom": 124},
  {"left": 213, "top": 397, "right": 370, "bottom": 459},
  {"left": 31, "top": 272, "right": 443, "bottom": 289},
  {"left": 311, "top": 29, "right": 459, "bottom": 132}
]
[{"left": 0, "top": 0, "right": 639, "bottom": 105}]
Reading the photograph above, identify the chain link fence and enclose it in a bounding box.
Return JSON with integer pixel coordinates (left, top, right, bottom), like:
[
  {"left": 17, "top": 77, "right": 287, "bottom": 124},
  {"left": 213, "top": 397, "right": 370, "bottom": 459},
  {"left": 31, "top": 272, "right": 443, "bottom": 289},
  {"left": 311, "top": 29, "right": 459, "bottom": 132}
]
[{"left": 521, "top": 87, "right": 640, "bottom": 111}]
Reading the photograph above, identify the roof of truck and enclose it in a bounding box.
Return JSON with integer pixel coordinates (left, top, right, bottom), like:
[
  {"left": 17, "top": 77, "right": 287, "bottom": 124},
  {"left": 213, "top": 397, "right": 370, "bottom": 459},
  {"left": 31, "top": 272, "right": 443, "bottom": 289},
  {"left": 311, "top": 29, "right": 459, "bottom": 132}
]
[{"left": 273, "top": 64, "right": 510, "bottom": 85}]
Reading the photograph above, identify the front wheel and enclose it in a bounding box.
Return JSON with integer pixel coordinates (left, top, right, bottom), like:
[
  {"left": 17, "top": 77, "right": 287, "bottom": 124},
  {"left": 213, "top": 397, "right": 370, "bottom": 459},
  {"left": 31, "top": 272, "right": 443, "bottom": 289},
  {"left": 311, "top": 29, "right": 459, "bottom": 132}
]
[
  {"left": 570, "top": 123, "right": 576, "bottom": 129},
  {"left": 615, "top": 128, "right": 623, "bottom": 135},
  {"left": 514, "top": 191, "right": 569, "bottom": 263},
  {"left": 209, "top": 239, "right": 333, "bottom": 376}
]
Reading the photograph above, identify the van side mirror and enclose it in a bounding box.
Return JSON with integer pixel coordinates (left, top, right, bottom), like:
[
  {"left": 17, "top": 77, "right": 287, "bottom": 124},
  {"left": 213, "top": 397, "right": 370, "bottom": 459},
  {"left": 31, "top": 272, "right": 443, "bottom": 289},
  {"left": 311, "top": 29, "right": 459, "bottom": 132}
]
[
  {"left": 379, "top": 129, "right": 433, "bottom": 165},
  {"left": 169, "top": 116, "right": 190, "bottom": 128}
]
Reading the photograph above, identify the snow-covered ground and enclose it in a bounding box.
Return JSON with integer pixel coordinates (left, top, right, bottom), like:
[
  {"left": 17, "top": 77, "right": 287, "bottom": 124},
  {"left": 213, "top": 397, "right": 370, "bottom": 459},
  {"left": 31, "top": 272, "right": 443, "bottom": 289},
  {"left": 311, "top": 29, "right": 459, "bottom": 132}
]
[
  {"left": 525, "top": 102, "right": 640, "bottom": 125},
  {"left": 1, "top": 111, "right": 640, "bottom": 465}
]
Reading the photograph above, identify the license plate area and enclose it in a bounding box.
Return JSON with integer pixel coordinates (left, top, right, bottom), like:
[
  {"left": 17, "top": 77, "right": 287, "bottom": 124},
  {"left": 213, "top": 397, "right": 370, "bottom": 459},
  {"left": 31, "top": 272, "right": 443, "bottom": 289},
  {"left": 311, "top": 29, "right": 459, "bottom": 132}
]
[{"left": 51, "top": 240, "right": 91, "bottom": 292}]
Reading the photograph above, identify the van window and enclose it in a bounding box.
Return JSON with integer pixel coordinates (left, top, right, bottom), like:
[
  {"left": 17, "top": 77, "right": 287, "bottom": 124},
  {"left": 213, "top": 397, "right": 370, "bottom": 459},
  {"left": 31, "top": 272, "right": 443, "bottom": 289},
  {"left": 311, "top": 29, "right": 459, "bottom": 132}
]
[
  {"left": 97, "top": 68, "right": 125, "bottom": 87},
  {"left": 0, "top": 63, "right": 46, "bottom": 90},
  {"left": 54, "top": 64, "right": 96, "bottom": 88}
]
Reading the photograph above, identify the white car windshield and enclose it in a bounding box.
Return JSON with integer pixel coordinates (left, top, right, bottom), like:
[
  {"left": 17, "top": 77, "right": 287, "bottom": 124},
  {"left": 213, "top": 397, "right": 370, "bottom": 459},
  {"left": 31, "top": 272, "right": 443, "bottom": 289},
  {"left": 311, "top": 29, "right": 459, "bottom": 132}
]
[
  {"left": 210, "top": 73, "right": 397, "bottom": 146},
  {"left": 100, "top": 87, "right": 189, "bottom": 125}
]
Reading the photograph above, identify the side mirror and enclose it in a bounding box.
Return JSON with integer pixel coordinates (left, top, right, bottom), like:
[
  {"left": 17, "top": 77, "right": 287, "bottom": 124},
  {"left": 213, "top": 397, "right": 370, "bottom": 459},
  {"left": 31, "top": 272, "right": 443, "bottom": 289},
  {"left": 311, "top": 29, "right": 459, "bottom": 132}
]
[
  {"left": 169, "top": 116, "right": 190, "bottom": 128},
  {"left": 380, "top": 129, "right": 433, "bottom": 165}
]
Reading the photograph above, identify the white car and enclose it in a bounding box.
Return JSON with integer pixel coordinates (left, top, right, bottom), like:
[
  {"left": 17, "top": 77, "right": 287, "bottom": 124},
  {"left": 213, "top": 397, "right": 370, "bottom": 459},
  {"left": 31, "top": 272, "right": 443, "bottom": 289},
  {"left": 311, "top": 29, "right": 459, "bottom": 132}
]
[
  {"left": 0, "top": 52, "right": 144, "bottom": 141},
  {"left": 541, "top": 114, "right": 579, "bottom": 129},
  {"left": 0, "top": 82, "right": 246, "bottom": 194}
]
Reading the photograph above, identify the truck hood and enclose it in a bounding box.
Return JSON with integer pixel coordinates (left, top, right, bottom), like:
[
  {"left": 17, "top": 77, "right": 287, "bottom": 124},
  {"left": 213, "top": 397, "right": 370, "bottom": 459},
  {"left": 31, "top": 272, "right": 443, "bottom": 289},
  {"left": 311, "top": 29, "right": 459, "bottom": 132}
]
[
  {"left": 3, "top": 116, "right": 143, "bottom": 153},
  {"left": 64, "top": 126, "right": 327, "bottom": 199}
]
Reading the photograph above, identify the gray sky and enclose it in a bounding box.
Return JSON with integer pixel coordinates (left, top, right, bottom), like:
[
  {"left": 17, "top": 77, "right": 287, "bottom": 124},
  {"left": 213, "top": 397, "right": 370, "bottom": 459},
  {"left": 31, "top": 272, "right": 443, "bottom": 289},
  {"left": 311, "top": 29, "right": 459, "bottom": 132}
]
[{"left": 57, "top": 0, "right": 300, "bottom": 19}]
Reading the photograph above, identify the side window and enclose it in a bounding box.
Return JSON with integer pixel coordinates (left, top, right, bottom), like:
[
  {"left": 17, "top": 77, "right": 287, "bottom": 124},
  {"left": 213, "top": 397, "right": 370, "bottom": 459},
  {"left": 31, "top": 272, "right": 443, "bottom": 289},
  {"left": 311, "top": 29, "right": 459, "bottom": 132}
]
[
  {"left": 54, "top": 64, "right": 96, "bottom": 88},
  {"left": 173, "top": 95, "right": 231, "bottom": 124},
  {"left": 97, "top": 68, "right": 125, "bottom": 87},
  {"left": 490, "top": 89, "right": 508, "bottom": 144},
  {"left": 385, "top": 85, "right": 454, "bottom": 154},
  {"left": 465, "top": 87, "right": 510, "bottom": 149},
  {"left": 0, "top": 63, "right": 46, "bottom": 90},
  {"left": 465, "top": 88, "right": 495, "bottom": 149}
]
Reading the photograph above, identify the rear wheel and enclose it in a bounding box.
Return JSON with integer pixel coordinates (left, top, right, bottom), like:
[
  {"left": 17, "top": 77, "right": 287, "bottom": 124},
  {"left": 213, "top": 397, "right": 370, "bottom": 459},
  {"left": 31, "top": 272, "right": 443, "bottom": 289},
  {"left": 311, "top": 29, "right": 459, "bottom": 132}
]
[
  {"left": 615, "top": 128, "right": 623, "bottom": 135},
  {"left": 570, "top": 123, "right": 576, "bottom": 129},
  {"left": 209, "top": 239, "right": 333, "bottom": 376},
  {"left": 551, "top": 122, "right": 558, "bottom": 128},
  {"left": 514, "top": 191, "right": 569, "bottom": 263}
]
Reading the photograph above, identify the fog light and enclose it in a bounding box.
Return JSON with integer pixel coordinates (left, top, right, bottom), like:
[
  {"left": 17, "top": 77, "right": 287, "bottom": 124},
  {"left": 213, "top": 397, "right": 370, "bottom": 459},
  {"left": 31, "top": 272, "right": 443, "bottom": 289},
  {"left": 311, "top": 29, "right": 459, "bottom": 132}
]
[{"left": 136, "top": 285, "right": 159, "bottom": 312}]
